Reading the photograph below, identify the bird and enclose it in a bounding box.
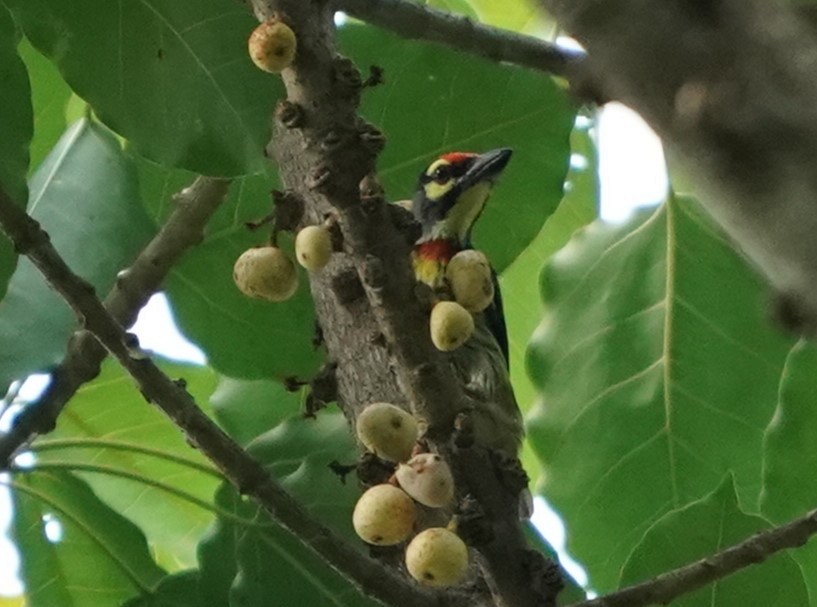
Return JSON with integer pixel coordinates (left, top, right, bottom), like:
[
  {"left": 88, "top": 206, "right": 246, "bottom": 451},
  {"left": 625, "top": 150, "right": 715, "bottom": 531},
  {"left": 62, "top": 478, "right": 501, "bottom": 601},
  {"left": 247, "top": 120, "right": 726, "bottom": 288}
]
[{"left": 410, "top": 148, "right": 523, "bottom": 456}]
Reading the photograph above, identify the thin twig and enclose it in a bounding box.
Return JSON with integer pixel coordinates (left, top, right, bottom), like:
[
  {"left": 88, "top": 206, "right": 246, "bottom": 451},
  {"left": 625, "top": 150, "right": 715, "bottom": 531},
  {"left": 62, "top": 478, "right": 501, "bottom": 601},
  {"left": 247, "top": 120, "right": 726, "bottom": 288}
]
[
  {"left": 0, "top": 176, "right": 230, "bottom": 469},
  {"left": 335, "top": 0, "right": 585, "bottom": 78},
  {"left": 569, "top": 507, "right": 817, "bottom": 607},
  {"left": 0, "top": 186, "right": 449, "bottom": 607}
]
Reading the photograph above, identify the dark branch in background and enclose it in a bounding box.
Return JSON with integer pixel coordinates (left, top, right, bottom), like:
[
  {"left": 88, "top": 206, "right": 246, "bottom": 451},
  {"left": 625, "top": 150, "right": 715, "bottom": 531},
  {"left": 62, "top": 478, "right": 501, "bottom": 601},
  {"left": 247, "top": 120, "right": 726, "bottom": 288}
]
[
  {"left": 252, "top": 0, "right": 561, "bottom": 605},
  {"left": 569, "top": 506, "right": 817, "bottom": 607},
  {"left": 540, "top": 0, "right": 817, "bottom": 337},
  {"left": 0, "top": 177, "right": 230, "bottom": 469},
  {"left": 335, "top": 0, "right": 586, "bottom": 78},
  {"left": 0, "top": 186, "right": 446, "bottom": 607}
]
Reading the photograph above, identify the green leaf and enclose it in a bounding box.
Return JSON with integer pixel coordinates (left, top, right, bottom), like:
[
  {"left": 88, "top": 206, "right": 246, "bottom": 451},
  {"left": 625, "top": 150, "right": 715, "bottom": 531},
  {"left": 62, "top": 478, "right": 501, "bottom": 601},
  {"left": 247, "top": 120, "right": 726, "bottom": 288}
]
[
  {"left": 247, "top": 412, "right": 361, "bottom": 542},
  {"left": 0, "top": 2, "right": 31, "bottom": 204},
  {"left": 135, "top": 156, "right": 322, "bottom": 380},
  {"left": 199, "top": 412, "right": 376, "bottom": 607},
  {"left": 423, "top": 0, "right": 478, "bottom": 19},
  {"left": 8, "top": 0, "right": 281, "bottom": 176},
  {"left": 341, "top": 24, "right": 575, "bottom": 273},
  {"left": 31, "top": 358, "right": 220, "bottom": 571},
  {"left": 0, "top": 118, "right": 154, "bottom": 394},
  {"left": 761, "top": 341, "right": 817, "bottom": 599},
  {"left": 18, "top": 38, "right": 72, "bottom": 173},
  {"left": 504, "top": 113, "right": 598, "bottom": 414},
  {"left": 621, "top": 476, "right": 808, "bottom": 606},
  {"left": 504, "top": 114, "right": 598, "bottom": 481},
  {"left": 9, "top": 470, "right": 166, "bottom": 607},
  {"left": 124, "top": 571, "right": 209, "bottom": 607},
  {"left": 196, "top": 485, "right": 238, "bottom": 607},
  {"left": 210, "top": 375, "right": 302, "bottom": 446},
  {"left": 465, "top": 0, "right": 553, "bottom": 33},
  {"left": 421, "top": 0, "right": 552, "bottom": 33},
  {"left": 526, "top": 196, "right": 795, "bottom": 591},
  {"left": 761, "top": 341, "right": 817, "bottom": 522},
  {"left": 0, "top": 2, "right": 33, "bottom": 298}
]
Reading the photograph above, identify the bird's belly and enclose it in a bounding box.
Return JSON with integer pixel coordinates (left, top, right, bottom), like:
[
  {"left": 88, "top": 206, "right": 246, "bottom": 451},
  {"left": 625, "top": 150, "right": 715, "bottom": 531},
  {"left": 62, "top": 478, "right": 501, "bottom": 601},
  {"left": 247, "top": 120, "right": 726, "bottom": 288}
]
[{"left": 447, "top": 318, "right": 523, "bottom": 455}]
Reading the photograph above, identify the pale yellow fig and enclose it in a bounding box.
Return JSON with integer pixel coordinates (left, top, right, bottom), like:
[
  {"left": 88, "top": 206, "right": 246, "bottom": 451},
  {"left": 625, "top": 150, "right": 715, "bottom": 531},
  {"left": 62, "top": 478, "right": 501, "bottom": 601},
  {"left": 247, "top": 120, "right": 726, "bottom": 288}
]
[
  {"left": 405, "top": 527, "right": 468, "bottom": 587},
  {"left": 356, "top": 402, "right": 418, "bottom": 462},
  {"left": 352, "top": 484, "right": 416, "bottom": 545},
  {"left": 233, "top": 246, "right": 298, "bottom": 302},
  {"left": 295, "top": 225, "right": 333, "bottom": 271},
  {"left": 446, "top": 250, "right": 494, "bottom": 313},
  {"left": 248, "top": 17, "right": 297, "bottom": 73},
  {"left": 430, "top": 301, "right": 474, "bottom": 351},
  {"left": 395, "top": 453, "right": 455, "bottom": 508}
]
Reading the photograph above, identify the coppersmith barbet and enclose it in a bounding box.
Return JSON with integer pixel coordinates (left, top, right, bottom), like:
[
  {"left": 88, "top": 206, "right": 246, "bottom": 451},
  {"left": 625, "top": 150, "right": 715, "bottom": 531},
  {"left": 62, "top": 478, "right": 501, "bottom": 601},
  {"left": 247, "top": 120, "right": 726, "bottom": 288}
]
[{"left": 410, "top": 148, "right": 523, "bottom": 456}]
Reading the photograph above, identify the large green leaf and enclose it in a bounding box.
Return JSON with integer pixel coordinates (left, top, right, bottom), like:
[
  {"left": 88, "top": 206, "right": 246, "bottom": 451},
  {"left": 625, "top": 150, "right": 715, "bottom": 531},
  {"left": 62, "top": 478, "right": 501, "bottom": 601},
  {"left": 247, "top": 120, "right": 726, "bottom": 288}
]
[
  {"left": 422, "top": 0, "right": 552, "bottom": 34},
  {"left": 0, "top": 2, "right": 32, "bottom": 298},
  {"left": 423, "top": 0, "right": 478, "bottom": 19},
  {"left": 342, "top": 24, "right": 575, "bottom": 273},
  {"left": 136, "top": 156, "right": 322, "bottom": 380},
  {"left": 30, "top": 359, "right": 220, "bottom": 571},
  {"left": 621, "top": 476, "right": 808, "bottom": 606},
  {"left": 761, "top": 341, "right": 817, "bottom": 521},
  {"left": 504, "top": 113, "right": 598, "bottom": 415},
  {"left": 246, "top": 412, "right": 360, "bottom": 542},
  {"left": 761, "top": 341, "right": 817, "bottom": 598},
  {"left": 0, "top": 118, "right": 154, "bottom": 394},
  {"left": 18, "top": 38, "right": 72, "bottom": 173},
  {"left": 196, "top": 485, "right": 239, "bottom": 607},
  {"left": 124, "top": 571, "right": 208, "bottom": 607},
  {"left": 9, "top": 0, "right": 281, "bottom": 176},
  {"left": 198, "top": 412, "right": 377, "bottom": 607},
  {"left": 9, "top": 470, "right": 165, "bottom": 607},
  {"left": 503, "top": 114, "right": 598, "bottom": 481},
  {"left": 210, "top": 375, "right": 302, "bottom": 446},
  {"left": 0, "top": 2, "right": 31, "bottom": 205},
  {"left": 526, "top": 196, "right": 795, "bottom": 591},
  {"left": 465, "top": 0, "right": 553, "bottom": 33}
]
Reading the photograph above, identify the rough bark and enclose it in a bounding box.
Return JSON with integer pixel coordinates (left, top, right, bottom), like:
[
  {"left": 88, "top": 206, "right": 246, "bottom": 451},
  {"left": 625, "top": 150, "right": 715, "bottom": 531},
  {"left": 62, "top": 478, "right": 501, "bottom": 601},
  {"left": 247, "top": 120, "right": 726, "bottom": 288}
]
[{"left": 253, "top": 0, "right": 563, "bottom": 605}]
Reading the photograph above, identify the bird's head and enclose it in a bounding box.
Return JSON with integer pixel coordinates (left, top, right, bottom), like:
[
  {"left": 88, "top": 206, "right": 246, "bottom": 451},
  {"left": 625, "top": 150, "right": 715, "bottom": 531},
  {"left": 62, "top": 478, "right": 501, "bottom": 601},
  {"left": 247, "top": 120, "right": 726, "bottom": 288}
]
[{"left": 413, "top": 148, "right": 512, "bottom": 245}]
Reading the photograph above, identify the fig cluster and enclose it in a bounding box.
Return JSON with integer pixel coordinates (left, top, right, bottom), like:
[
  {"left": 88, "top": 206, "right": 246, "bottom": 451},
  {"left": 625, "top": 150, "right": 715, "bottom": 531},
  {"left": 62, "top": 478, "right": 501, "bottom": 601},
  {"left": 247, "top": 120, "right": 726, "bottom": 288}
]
[
  {"left": 352, "top": 402, "right": 469, "bottom": 588},
  {"left": 429, "top": 249, "right": 495, "bottom": 352},
  {"left": 233, "top": 225, "right": 333, "bottom": 302}
]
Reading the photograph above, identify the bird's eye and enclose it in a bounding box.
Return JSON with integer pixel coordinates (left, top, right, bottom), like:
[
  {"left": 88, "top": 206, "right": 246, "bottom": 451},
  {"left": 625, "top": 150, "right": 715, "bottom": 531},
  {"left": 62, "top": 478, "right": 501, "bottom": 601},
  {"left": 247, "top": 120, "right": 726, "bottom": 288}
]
[{"left": 431, "top": 165, "right": 452, "bottom": 184}]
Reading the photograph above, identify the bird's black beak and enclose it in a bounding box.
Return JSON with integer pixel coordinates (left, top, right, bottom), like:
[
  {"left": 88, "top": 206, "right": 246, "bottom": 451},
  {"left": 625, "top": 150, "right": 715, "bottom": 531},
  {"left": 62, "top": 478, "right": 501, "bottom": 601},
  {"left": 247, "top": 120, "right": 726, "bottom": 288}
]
[{"left": 458, "top": 148, "right": 513, "bottom": 192}]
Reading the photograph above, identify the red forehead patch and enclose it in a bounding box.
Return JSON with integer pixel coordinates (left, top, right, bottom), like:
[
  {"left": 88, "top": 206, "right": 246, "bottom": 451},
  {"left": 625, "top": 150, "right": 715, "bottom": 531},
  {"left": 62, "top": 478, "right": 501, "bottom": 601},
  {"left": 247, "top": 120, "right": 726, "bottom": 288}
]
[{"left": 441, "top": 152, "right": 477, "bottom": 165}]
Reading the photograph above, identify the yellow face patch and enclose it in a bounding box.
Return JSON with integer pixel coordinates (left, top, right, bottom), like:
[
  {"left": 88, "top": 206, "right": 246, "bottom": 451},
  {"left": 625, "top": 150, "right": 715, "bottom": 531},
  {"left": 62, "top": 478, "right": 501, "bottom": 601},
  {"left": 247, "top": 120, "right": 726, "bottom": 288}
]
[{"left": 423, "top": 158, "right": 456, "bottom": 202}]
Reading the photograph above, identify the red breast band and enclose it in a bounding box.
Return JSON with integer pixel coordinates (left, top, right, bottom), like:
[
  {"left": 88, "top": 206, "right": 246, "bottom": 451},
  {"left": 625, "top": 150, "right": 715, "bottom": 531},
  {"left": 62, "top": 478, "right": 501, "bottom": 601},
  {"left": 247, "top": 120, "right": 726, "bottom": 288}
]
[{"left": 415, "top": 239, "right": 458, "bottom": 262}]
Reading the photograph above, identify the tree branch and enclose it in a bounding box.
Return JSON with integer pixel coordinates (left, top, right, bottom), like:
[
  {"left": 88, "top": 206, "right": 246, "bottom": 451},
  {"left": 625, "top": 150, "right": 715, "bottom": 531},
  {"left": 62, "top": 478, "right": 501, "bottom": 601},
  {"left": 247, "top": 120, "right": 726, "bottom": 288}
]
[
  {"left": 0, "top": 185, "right": 443, "bottom": 607},
  {"left": 0, "top": 176, "right": 230, "bottom": 469},
  {"left": 334, "top": 0, "right": 586, "bottom": 79},
  {"left": 540, "top": 0, "right": 817, "bottom": 336},
  {"left": 570, "top": 506, "right": 817, "bottom": 607},
  {"left": 252, "top": 0, "right": 561, "bottom": 605}
]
